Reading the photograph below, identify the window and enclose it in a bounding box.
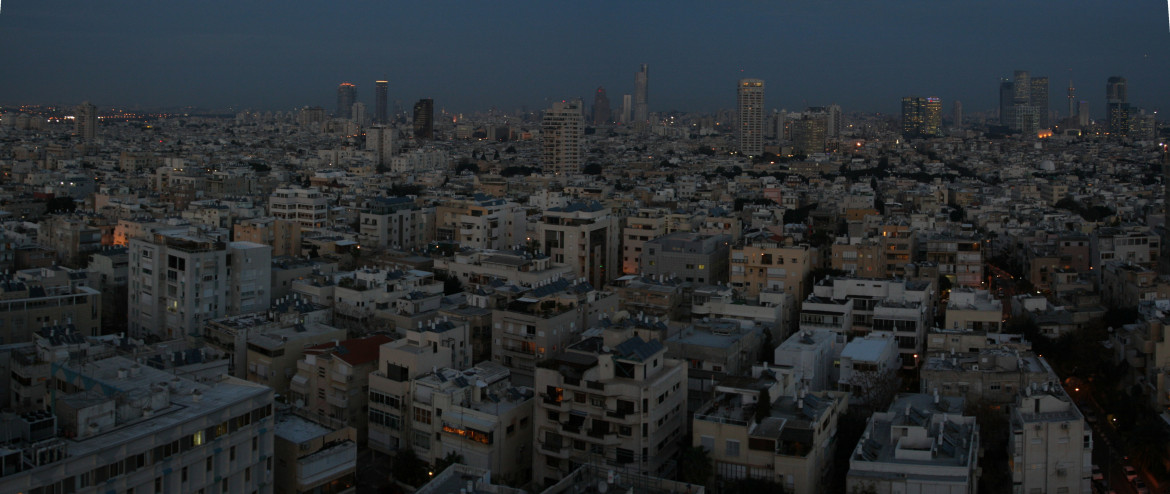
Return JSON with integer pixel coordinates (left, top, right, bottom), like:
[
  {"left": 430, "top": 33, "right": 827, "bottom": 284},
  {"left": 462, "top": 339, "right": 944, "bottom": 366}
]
[
  {"left": 414, "top": 407, "right": 432, "bottom": 425},
  {"left": 182, "top": 466, "right": 188, "bottom": 482},
  {"left": 726, "top": 439, "right": 740, "bottom": 457},
  {"left": 207, "top": 457, "right": 213, "bottom": 472},
  {"left": 252, "top": 437, "right": 258, "bottom": 451}
]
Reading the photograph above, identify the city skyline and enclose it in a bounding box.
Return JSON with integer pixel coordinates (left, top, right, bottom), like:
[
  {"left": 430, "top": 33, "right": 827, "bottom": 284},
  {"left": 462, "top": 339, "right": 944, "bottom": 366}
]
[{"left": 0, "top": 1, "right": 1167, "bottom": 116}]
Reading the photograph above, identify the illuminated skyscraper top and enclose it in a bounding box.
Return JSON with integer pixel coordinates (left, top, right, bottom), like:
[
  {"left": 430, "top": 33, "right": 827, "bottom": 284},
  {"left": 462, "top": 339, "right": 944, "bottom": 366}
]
[
  {"left": 375, "top": 80, "right": 388, "bottom": 124},
  {"left": 337, "top": 82, "right": 357, "bottom": 119}
]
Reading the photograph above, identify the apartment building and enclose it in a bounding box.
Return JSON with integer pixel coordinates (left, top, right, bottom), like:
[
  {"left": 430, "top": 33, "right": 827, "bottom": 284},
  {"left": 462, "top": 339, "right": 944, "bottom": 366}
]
[
  {"left": 288, "top": 334, "right": 392, "bottom": 445},
  {"left": 535, "top": 201, "right": 620, "bottom": 288},
  {"left": 692, "top": 377, "right": 848, "bottom": 494},
  {"left": 0, "top": 266, "right": 101, "bottom": 343},
  {"left": 358, "top": 196, "right": 430, "bottom": 250},
  {"left": 270, "top": 186, "right": 331, "bottom": 231},
  {"left": 640, "top": 232, "right": 730, "bottom": 285},
  {"left": 532, "top": 326, "right": 687, "bottom": 487},
  {"left": 621, "top": 208, "right": 668, "bottom": 275},
  {"left": 273, "top": 410, "right": 357, "bottom": 494},
  {"left": 1010, "top": 383, "right": 1093, "bottom": 494},
  {"left": 492, "top": 278, "right": 617, "bottom": 382},
  {"left": 0, "top": 356, "right": 274, "bottom": 494},
  {"left": 846, "top": 394, "right": 980, "bottom": 494}
]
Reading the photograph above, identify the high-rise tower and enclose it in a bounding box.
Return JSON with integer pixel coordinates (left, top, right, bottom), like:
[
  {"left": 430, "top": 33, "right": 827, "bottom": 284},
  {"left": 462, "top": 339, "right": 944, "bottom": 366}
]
[
  {"left": 592, "top": 86, "right": 611, "bottom": 125},
  {"left": 375, "top": 80, "right": 388, "bottom": 124},
  {"left": 1106, "top": 76, "right": 1129, "bottom": 136},
  {"left": 541, "top": 100, "right": 584, "bottom": 175},
  {"left": 634, "top": 64, "right": 649, "bottom": 126},
  {"left": 1066, "top": 80, "right": 1076, "bottom": 120},
  {"left": 901, "top": 96, "right": 941, "bottom": 138},
  {"left": 952, "top": 100, "right": 963, "bottom": 129},
  {"left": 998, "top": 79, "right": 1014, "bottom": 127},
  {"left": 620, "top": 94, "right": 632, "bottom": 124},
  {"left": 337, "top": 82, "right": 357, "bottom": 119},
  {"left": 736, "top": 79, "right": 765, "bottom": 156},
  {"left": 413, "top": 98, "right": 434, "bottom": 139},
  {"left": 1030, "top": 76, "right": 1050, "bottom": 129},
  {"left": 74, "top": 101, "right": 97, "bottom": 141}
]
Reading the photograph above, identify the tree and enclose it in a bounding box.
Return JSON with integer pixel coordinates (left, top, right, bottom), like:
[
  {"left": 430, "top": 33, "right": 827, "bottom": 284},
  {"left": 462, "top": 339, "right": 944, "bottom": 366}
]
[
  {"left": 433, "top": 451, "right": 465, "bottom": 476},
  {"left": 391, "top": 449, "right": 430, "bottom": 487},
  {"left": 582, "top": 163, "right": 602, "bottom": 175},
  {"left": 45, "top": 196, "right": 76, "bottom": 214},
  {"left": 677, "top": 446, "right": 714, "bottom": 487},
  {"left": 1128, "top": 418, "right": 1170, "bottom": 481},
  {"left": 455, "top": 161, "right": 479, "bottom": 174},
  {"left": 755, "top": 387, "right": 773, "bottom": 424}
]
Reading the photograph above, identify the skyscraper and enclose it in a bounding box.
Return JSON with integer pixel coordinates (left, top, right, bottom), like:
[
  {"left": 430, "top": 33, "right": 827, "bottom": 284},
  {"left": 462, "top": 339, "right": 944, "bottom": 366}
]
[
  {"left": 337, "top": 82, "right": 357, "bottom": 119},
  {"left": 791, "top": 114, "right": 827, "bottom": 155},
  {"left": 998, "top": 79, "right": 1014, "bottom": 127},
  {"left": 1106, "top": 76, "right": 1129, "bottom": 136},
  {"left": 1078, "top": 101, "right": 1090, "bottom": 127},
  {"left": 74, "top": 101, "right": 97, "bottom": 141},
  {"left": 1066, "top": 80, "right": 1076, "bottom": 120},
  {"left": 413, "top": 98, "right": 434, "bottom": 139},
  {"left": 592, "top": 86, "right": 611, "bottom": 125},
  {"left": 736, "top": 78, "right": 765, "bottom": 156},
  {"left": 541, "top": 99, "right": 583, "bottom": 175},
  {"left": 634, "top": 63, "right": 649, "bottom": 126},
  {"left": 620, "top": 94, "right": 632, "bottom": 124},
  {"left": 953, "top": 100, "right": 963, "bottom": 128},
  {"left": 1030, "top": 76, "right": 1049, "bottom": 129},
  {"left": 901, "top": 96, "right": 941, "bottom": 138},
  {"left": 351, "top": 102, "right": 367, "bottom": 126},
  {"left": 375, "top": 80, "right": 388, "bottom": 124},
  {"left": 1011, "top": 71, "right": 1038, "bottom": 132}
]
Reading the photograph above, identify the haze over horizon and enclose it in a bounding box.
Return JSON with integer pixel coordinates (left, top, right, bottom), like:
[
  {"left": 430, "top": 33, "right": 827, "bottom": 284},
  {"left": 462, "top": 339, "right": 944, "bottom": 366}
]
[{"left": 1, "top": 1, "right": 1167, "bottom": 118}]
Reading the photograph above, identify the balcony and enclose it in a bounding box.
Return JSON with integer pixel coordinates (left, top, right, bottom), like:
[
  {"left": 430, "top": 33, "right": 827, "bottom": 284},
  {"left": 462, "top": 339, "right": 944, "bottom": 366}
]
[{"left": 327, "top": 393, "right": 349, "bottom": 408}]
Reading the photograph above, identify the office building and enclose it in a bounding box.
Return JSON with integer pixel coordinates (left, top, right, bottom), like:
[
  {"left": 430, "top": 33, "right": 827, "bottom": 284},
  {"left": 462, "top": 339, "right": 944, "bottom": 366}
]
[
  {"left": 1106, "top": 76, "right": 1130, "bottom": 136},
  {"left": 74, "top": 101, "right": 97, "bottom": 141},
  {"left": 634, "top": 63, "right": 649, "bottom": 127},
  {"left": 998, "top": 79, "right": 1014, "bottom": 127},
  {"left": 337, "top": 82, "right": 357, "bottom": 120},
  {"left": 1066, "top": 80, "right": 1076, "bottom": 120},
  {"left": 1010, "top": 382, "right": 1093, "bottom": 494},
  {"left": 737, "top": 78, "right": 765, "bottom": 156},
  {"left": 592, "top": 86, "right": 610, "bottom": 125},
  {"left": 1030, "top": 76, "right": 1049, "bottom": 129},
  {"left": 532, "top": 325, "right": 687, "bottom": 486},
  {"left": 901, "top": 96, "right": 942, "bottom": 138},
  {"left": 375, "top": 80, "right": 388, "bottom": 124},
  {"left": 413, "top": 98, "right": 434, "bottom": 139},
  {"left": 846, "top": 394, "right": 980, "bottom": 494},
  {"left": 953, "top": 100, "right": 963, "bottom": 128},
  {"left": 541, "top": 99, "right": 584, "bottom": 175},
  {"left": 0, "top": 355, "right": 274, "bottom": 494},
  {"left": 620, "top": 94, "right": 632, "bottom": 124},
  {"left": 790, "top": 114, "right": 827, "bottom": 155}
]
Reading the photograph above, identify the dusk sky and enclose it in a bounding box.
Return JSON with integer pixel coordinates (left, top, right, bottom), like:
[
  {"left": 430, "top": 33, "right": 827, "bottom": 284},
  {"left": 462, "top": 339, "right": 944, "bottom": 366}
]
[{"left": 2, "top": 1, "right": 1168, "bottom": 117}]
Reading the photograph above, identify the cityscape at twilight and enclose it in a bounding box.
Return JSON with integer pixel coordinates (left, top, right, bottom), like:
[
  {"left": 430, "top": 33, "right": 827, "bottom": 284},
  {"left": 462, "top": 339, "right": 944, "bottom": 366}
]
[{"left": 1, "top": 2, "right": 1169, "bottom": 494}]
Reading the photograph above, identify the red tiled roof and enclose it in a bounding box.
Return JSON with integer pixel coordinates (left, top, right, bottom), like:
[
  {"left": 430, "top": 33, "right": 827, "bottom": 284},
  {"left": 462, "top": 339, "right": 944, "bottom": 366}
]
[{"left": 306, "top": 334, "right": 393, "bottom": 366}]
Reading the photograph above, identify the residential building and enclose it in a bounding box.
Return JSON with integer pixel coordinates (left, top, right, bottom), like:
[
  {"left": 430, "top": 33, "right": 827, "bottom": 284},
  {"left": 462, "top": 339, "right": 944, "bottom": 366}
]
[
  {"left": 1010, "top": 382, "right": 1093, "bottom": 494},
  {"left": 621, "top": 208, "right": 667, "bottom": 275},
  {"left": 945, "top": 288, "right": 1003, "bottom": 333},
  {"left": 234, "top": 217, "right": 302, "bottom": 258},
  {"left": 846, "top": 394, "right": 980, "bottom": 494},
  {"left": 640, "top": 232, "right": 730, "bottom": 285},
  {"left": 492, "top": 278, "right": 617, "bottom": 383},
  {"left": 0, "top": 266, "right": 101, "bottom": 343},
  {"left": 0, "top": 355, "right": 274, "bottom": 494},
  {"left": 288, "top": 334, "right": 392, "bottom": 444},
  {"left": 837, "top": 332, "right": 900, "bottom": 401},
  {"left": 536, "top": 201, "right": 620, "bottom": 288},
  {"left": 920, "top": 348, "right": 1052, "bottom": 405},
  {"left": 270, "top": 186, "right": 331, "bottom": 231},
  {"left": 358, "top": 196, "right": 429, "bottom": 250},
  {"left": 435, "top": 248, "right": 571, "bottom": 290},
  {"left": 737, "top": 79, "right": 765, "bottom": 156},
  {"left": 542, "top": 99, "right": 584, "bottom": 175},
  {"left": 692, "top": 375, "right": 848, "bottom": 494},
  {"left": 245, "top": 320, "right": 347, "bottom": 397},
  {"left": 406, "top": 363, "right": 535, "bottom": 485},
  {"left": 924, "top": 234, "right": 984, "bottom": 288},
  {"left": 273, "top": 409, "right": 357, "bottom": 494},
  {"left": 532, "top": 326, "right": 687, "bottom": 486}
]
